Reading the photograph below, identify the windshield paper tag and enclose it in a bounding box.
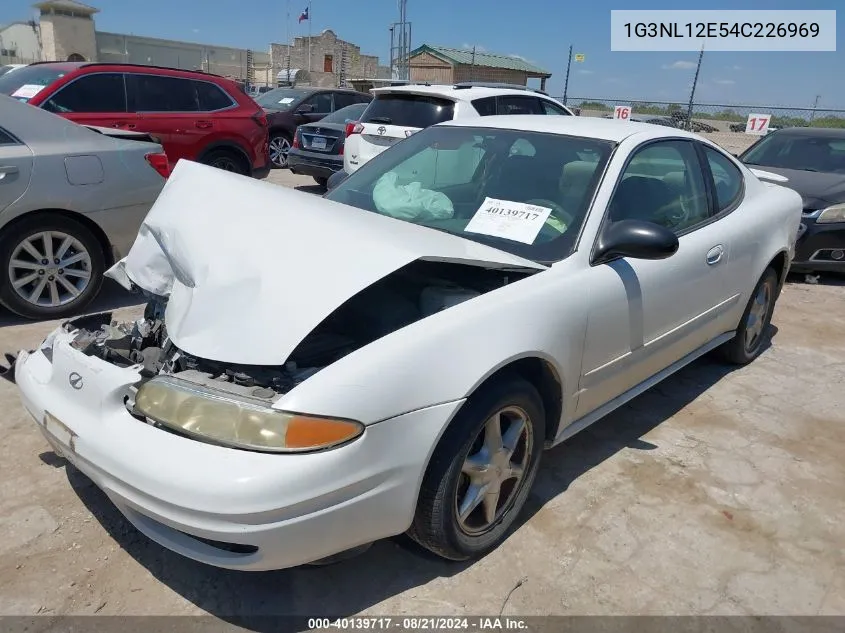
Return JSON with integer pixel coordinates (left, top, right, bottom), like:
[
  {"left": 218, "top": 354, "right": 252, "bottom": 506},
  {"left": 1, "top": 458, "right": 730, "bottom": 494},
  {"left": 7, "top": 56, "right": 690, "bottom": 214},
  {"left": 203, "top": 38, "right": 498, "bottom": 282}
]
[
  {"left": 464, "top": 198, "right": 553, "bottom": 244},
  {"left": 279, "top": 97, "right": 295, "bottom": 104},
  {"left": 11, "top": 84, "right": 45, "bottom": 99}
]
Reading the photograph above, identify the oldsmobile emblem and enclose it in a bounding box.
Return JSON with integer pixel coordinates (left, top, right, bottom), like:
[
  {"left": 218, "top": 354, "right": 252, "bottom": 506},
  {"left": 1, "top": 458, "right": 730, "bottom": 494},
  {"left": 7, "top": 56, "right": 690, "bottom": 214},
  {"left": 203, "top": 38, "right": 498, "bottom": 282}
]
[{"left": 68, "top": 372, "right": 83, "bottom": 390}]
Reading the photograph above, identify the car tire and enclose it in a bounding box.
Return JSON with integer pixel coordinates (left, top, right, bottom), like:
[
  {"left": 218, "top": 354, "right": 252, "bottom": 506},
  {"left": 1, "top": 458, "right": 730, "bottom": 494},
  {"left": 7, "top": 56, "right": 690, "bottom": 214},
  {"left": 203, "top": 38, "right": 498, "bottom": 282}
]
[
  {"left": 315, "top": 176, "right": 328, "bottom": 188},
  {"left": 720, "top": 266, "right": 778, "bottom": 365},
  {"left": 0, "top": 214, "right": 105, "bottom": 320},
  {"left": 269, "top": 132, "right": 292, "bottom": 169},
  {"left": 202, "top": 149, "right": 249, "bottom": 175},
  {"left": 408, "top": 373, "right": 545, "bottom": 561}
]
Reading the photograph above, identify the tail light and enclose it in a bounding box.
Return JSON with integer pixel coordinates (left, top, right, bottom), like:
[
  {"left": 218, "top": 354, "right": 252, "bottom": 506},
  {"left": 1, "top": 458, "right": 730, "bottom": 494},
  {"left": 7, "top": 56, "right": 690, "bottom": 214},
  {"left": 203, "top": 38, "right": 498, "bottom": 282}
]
[
  {"left": 292, "top": 131, "right": 300, "bottom": 149},
  {"left": 339, "top": 140, "right": 344, "bottom": 155},
  {"left": 251, "top": 109, "right": 268, "bottom": 128},
  {"left": 345, "top": 121, "right": 364, "bottom": 137},
  {"left": 145, "top": 152, "right": 170, "bottom": 179}
]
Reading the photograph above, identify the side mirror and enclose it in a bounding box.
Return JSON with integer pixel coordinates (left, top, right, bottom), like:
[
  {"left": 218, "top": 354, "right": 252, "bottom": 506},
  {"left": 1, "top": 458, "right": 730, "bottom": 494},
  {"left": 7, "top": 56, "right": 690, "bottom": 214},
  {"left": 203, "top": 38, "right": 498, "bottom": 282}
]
[
  {"left": 326, "top": 169, "right": 349, "bottom": 191},
  {"left": 593, "top": 219, "right": 679, "bottom": 265},
  {"left": 296, "top": 103, "right": 314, "bottom": 114}
]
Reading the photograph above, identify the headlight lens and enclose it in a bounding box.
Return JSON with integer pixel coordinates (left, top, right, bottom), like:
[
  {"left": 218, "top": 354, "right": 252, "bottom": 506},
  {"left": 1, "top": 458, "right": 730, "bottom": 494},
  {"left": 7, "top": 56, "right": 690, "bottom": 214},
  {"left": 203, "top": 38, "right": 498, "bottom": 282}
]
[
  {"left": 817, "top": 203, "right": 845, "bottom": 224},
  {"left": 134, "top": 376, "right": 364, "bottom": 453}
]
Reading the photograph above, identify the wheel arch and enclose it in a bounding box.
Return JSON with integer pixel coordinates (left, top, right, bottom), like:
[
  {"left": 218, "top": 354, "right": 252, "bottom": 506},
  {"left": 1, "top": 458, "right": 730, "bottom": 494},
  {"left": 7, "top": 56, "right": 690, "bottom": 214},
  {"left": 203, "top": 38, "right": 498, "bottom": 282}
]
[
  {"left": 767, "top": 248, "right": 790, "bottom": 295},
  {"left": 196, "top": 141, "right": 251, "bottom": 172}
]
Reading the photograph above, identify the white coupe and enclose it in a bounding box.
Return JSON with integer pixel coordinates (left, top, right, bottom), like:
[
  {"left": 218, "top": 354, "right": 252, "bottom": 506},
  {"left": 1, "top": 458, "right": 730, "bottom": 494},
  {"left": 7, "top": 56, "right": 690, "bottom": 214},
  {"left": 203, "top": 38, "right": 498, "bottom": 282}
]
[{"left": 14, "top": 115, "right": 801, "bottom": 571}]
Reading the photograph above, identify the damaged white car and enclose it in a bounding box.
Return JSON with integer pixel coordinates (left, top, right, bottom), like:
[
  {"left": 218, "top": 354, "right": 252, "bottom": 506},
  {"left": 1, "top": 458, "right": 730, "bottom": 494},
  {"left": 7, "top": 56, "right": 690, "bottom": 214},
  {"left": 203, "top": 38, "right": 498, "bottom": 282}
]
[{"left": 13, "top": 116, "right": 801, "bottom": 571}]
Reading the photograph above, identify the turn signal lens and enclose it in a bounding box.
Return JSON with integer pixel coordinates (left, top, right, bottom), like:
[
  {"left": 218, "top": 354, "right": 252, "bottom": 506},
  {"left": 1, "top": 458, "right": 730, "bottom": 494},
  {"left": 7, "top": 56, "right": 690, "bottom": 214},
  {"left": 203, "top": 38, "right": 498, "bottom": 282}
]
[{"left": 134, "top": 376, "right": 364, "bottom": 453}]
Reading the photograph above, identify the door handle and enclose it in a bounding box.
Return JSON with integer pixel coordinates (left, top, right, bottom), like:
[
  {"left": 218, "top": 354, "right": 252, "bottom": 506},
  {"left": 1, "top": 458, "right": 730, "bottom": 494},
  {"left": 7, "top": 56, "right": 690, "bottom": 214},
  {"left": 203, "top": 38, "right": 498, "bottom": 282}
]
[
  {"left": 195, "top": 121, "right": 213, "bottom": 129},
  {"left": 0, "top": 165, "right": 19, "bottom": 176},
  {"left": 706, "top": 245, "right": 724, "bottom": 265}
]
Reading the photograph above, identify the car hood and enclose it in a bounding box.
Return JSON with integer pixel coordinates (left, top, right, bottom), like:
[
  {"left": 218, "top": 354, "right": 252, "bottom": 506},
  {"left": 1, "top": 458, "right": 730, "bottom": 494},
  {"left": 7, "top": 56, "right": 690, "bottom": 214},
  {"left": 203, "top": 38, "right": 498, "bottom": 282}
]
[
  {"left": 106, "top": 160, "right": 546, "bottom": 366},
  {"left": 747, "top": 165, "right": 845, "bottom": 206}
]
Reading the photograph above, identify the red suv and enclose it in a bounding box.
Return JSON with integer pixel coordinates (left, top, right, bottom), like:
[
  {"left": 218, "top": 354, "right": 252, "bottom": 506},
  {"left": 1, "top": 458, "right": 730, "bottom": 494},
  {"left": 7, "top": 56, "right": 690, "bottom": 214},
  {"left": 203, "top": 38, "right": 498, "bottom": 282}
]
[{"left": 0, "top": 62, "right": 270, "bottom": 177}]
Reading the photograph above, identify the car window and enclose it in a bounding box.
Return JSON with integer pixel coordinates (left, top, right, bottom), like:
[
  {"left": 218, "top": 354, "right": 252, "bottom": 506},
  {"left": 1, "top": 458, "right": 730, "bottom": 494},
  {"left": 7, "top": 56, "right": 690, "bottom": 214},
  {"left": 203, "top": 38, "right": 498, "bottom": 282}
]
[
  {"left": 128, "top": 74, "right": 198, "bottom": 112},
  {"left": 333, "top": 92, "right": 361, "bottom": 109},
  {"left": 742, "top": 133, "right": 845, "bottom": 174},
  {"left": 609, "top": 140, "right": 710, "bottom": 233},
  {"left": 304, "top": 92, "right": 333, "bottom": 113},
  {"left": 319, "top": 103, "right": 368, "bottom": 124},
  {"left": 472, "top": 97, "right": 497, "bottom": 116},
  {"left": 362, "top": 94, "right": 455, "bottom": 128},
  {"left": 255, "top": 88, "right": 310, "bottom": 110},
  {"left": 539, "top": 99, "right": 571, "bottom": 115},
  {"left": 42, "top": 73, "right": 126, "bottom": 113},
  {"left": 0, "top": 65, "right": 68, "bottom": 102},
  {"left": 497, "top": 95, "right": 543, "bottom": 115},
  {"left": 326, "top": 125, "right": 614, "bottom": 263},
  {"left": 194, "top": 81, "right": 234, "bottom": 111},
  {"left": 0, "top": 128, "right": 18, "bottom": 145},
  {"left": 704, "top": 146, "right": 744, "bottom": 212}
]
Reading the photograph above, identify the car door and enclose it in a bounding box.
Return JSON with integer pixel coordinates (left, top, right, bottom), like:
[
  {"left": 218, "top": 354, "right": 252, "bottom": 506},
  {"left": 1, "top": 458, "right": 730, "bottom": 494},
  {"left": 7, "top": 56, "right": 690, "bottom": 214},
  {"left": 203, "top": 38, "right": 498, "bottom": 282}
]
[
  {"left": 575, "top": 139, "right": 734, "bottom": 418},
  {"left": 39, "top": 72, "right": 134, "bottom": 130},
  {"left": 0, "top": 127, "right": 33, "bottom": 214},
  {"left": 295, "top": 91, "right": 334, "bottom": 124},
  {"left": 127, "top": 73, "right": 203, "bottom": 165}
]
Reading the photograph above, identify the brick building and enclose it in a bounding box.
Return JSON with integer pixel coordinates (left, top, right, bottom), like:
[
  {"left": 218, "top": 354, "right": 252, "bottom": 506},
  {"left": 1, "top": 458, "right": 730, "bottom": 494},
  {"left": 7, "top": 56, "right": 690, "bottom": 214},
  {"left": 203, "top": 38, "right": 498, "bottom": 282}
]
[{"left": 408, "top": 44, "right": 551, "bottom": 90}]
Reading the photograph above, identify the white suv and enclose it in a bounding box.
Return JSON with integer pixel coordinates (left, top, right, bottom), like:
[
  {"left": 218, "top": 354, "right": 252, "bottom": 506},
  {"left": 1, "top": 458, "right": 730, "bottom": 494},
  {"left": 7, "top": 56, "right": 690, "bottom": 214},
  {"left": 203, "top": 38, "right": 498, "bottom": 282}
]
[{"left": 343, "top": 82, "right": 575, "bottom": 174}]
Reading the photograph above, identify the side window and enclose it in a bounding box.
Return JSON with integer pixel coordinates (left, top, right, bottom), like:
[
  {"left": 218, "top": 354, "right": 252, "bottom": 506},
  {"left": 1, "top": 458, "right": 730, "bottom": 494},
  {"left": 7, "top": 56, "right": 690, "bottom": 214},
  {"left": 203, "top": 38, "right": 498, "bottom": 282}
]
[
  {"left": 129, "top": 74, "right": 198, "bottom": 112},
  {"left": 703, "top": 146, "right": 743, "bottom": 212},
  {"left": 305, "top": 92, "right": 333, "bottom": 113},
  {"left": 0, "top": 128, "right": 18, "bottom": 145},
  {"left": 333, "top": 92, "right": 357, "bottom": 109},
  {"left": 42, "top": 73, "right": 126, "bottom": 113},
  {"left": 195, "top": 81, "right": 234, "bottom": 111},
  {"left": 539, "top": 99, "right": 571, "bottom": 115},
  {"left": 497, "top": 95, "right": 543, "bottom": 115},
  {"left": 608, "top": 140, "right": 710, "bottom": 233},
  {"left": 471, "top": 97, "right": 497, "bottom": 116}
]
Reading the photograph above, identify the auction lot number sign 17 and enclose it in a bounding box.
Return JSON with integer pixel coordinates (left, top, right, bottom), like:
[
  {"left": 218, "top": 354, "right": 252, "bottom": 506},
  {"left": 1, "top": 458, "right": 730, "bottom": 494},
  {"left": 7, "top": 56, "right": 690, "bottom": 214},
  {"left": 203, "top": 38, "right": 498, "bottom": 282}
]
[
  {"left": 614, "top": 105, "right": 633, "bottom": 121},
  {"left": 745, "top": 112, "right": 772, "bottom": 135}
]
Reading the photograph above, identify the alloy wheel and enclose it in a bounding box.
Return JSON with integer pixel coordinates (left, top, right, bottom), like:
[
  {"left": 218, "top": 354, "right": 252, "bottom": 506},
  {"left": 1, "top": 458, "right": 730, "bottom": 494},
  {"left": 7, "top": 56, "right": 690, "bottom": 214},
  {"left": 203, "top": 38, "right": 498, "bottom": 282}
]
[
  {"left": 270, "top": 136, "right": 291, "bottom": 168},
  {"left": 455, "top": 406, "right": 533, "bottom": 535},
  {"left": 8, "top": 231, "right": 92, "bottom": 308}
]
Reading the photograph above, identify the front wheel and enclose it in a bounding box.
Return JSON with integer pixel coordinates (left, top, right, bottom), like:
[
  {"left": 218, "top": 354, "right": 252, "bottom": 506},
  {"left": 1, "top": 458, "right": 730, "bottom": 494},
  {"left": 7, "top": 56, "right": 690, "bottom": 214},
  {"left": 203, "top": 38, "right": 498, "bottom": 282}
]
[
  {"left": 720, "top": 267, "right": 778, "bottom": 365},
  {"left": 408, "top": 373, "right": 544, "bottom": 561}
]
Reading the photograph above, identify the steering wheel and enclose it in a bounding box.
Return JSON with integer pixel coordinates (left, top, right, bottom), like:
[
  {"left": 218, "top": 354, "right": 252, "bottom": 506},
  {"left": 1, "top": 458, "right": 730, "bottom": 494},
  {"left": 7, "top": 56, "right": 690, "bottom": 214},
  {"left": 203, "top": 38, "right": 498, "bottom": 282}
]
[{"left": 526, "top": 198, "right": 574, "bottom": 232}]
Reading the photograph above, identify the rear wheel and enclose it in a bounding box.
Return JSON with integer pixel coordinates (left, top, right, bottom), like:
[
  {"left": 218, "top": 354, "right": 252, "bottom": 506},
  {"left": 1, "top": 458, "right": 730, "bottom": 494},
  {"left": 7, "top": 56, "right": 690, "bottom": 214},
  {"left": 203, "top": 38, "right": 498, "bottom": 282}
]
[
  {"left": 202, "top": 149, "right": 248, "bottom": 175},
  {"left": 0, "top": 214, "right": 105, "bottom": 320},
  {"left": 720, "top": 267, "right": 778, "bottom": 365},
  {"left": 269, "top": 133, "right": 291, "bottom": 168},
  {"left": 408, "top": 373, "right": 544, "bottom": 560}
]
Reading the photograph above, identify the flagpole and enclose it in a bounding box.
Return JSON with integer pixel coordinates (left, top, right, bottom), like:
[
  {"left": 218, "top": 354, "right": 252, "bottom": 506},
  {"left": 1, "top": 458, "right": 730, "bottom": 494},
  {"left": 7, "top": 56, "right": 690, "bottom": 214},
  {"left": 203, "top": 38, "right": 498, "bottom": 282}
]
[{"left": 308, "top": 0, "right": 312, "bottom": 74}]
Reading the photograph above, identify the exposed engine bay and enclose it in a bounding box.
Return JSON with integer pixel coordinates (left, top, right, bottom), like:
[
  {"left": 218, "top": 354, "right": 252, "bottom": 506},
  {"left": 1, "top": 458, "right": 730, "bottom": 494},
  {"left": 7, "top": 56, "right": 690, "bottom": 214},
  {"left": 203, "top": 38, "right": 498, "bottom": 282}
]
[{"left": 65, "top": 260, "right": 535, "bottom": 402}]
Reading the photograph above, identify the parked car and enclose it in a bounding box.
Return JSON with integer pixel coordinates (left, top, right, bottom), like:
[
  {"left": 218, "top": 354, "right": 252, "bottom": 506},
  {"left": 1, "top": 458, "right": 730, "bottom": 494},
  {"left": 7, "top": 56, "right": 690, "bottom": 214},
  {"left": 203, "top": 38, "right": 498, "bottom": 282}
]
[
  {"left": 0, "top": 94, "right": 168, "bottom": 319},
  {"left": 0, "top": 62, "right": 270, "bottom": 178},
  {"left": 288, "top": 103, "right": 369, "bottom": 187},
  {"left": 11, "top": 116, "right": 800, "bottom": 570},
  {"left": 0, "top": 64, "right": 27, "bottom": 78},
  {"left": 254, "top": 87, "right": 372, "bottom": 168},
  {"left": 739, "top": 127, "right": 845, "bottom": 274},
  {"left": 343, "top": 83, "right": 575, "bottom": 174}
]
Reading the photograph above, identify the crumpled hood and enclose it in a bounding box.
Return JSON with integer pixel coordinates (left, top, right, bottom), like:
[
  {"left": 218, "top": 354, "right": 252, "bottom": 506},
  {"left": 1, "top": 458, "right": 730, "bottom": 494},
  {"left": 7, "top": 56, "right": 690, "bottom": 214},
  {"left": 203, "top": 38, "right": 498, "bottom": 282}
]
[{"left": 107, "top": 160, "right": 546, "bottom": 366}]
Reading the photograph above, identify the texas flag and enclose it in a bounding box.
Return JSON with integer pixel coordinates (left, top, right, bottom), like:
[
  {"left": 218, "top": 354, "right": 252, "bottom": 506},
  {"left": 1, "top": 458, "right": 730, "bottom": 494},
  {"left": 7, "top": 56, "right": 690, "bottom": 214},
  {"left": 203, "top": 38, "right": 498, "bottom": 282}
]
[{"left": 298, "top": 7, "right": 309, "bottom": 22}]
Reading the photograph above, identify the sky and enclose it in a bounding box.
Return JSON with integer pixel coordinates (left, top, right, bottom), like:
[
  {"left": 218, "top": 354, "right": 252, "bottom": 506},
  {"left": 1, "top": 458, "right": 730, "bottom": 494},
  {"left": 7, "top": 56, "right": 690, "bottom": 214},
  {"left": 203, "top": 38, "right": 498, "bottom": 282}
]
[{"left": 1, "top": 0, "right": 843, "bottom": 109}]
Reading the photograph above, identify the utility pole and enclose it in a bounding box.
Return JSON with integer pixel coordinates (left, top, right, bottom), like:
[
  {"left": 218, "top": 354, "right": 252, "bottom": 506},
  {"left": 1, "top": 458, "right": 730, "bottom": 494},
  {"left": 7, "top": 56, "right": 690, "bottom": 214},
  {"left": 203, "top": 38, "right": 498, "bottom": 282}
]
[
  {"left": 686, "top": 44, "right": 705, "bottom": 131},
  {"left": 307, "top": 0, "right": 312, "bottom": 74},
  {"left": 810, "top": 94, "right": 821, "bottom": 122},
  {"left": 284, "top": 0, "right": 291, "bottom": 86},
  {"left": 471, "top": 45, "right": 476, "bottom": 81},
  {"left": 562, "top": 45, "right": 573, "bottom": 104}
]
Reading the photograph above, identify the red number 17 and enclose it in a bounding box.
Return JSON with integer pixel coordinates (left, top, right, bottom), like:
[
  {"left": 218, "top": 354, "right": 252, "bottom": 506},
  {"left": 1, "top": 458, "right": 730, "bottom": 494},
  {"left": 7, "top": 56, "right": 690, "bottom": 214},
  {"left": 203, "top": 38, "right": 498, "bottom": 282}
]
[{"left": 749, "top": 117, "right": 768, "bottom": 131}]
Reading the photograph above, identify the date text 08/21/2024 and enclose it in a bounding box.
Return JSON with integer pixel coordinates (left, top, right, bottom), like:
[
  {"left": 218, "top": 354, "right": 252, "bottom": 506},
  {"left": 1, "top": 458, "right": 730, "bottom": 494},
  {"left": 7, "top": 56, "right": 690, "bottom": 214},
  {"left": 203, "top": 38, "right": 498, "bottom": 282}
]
[{"left": 622, "top": 22, "right": 821, "bottom": 39}]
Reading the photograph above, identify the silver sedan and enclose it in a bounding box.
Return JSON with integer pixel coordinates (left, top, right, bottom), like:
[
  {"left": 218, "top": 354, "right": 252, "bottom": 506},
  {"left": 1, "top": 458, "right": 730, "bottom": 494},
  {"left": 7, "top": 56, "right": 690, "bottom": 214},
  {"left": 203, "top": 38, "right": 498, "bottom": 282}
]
[{"left": 0, "top": 94, "right": 167, "bottom": 319}]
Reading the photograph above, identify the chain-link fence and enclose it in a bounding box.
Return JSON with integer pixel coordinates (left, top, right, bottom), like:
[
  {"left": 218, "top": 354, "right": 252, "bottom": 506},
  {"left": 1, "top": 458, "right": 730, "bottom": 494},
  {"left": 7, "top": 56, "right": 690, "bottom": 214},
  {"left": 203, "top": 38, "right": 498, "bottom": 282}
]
[
  {"left": 0, "top": 54, "right": 39, "bottom": 66},
  {"left": 562, "top": 97, "right": 845, "bottom": 154}
]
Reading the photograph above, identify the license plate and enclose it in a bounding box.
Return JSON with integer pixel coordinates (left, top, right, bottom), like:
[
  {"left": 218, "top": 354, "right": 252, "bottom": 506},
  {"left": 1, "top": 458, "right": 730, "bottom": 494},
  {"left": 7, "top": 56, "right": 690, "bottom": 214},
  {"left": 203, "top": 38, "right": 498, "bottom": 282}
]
[
  {"left": 311, "top": 136, "right": 327, "bottom": 150},
  {"left": 42, "top": 411, "right": 77, "bottom": 455}
]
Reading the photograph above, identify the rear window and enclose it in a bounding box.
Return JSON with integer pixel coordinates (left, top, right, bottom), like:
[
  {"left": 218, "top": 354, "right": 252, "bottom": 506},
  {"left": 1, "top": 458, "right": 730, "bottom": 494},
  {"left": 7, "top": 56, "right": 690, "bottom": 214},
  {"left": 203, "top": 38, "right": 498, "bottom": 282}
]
[
  {"left": 0, "top": 65, "right": 69, "bottom": 102},
  {"left": 363, "top": 94, "right": 455, "bottom": 129}
]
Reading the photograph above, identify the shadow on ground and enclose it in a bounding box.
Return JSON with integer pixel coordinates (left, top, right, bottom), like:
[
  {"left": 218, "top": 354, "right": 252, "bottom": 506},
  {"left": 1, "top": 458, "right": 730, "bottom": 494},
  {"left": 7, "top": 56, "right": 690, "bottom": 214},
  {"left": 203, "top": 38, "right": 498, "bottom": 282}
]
[{"left": 49, "top": 327, "right": 776, "bottom": 631}]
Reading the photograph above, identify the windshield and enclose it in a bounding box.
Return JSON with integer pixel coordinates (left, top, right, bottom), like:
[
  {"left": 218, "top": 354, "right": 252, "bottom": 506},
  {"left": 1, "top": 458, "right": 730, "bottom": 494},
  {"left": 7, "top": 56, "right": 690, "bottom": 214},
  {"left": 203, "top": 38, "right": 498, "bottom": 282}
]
[
  {"left": 255, "top": 88, "right": 310, "bottom": 110},
  {"left": 0, "top": 65, "right": 68, "bottom": 102},
  {"left": 741, "top": 133, "right": 845, "bottom": 174},
  {"left": 320, "top": 103, "right": 368, "bottom": 124},
  {"left": 362, "top": 94, "right": 455, "bottom": 128},
  {"left": 326, "top": 125, "right": 614, "bottom": 263}
]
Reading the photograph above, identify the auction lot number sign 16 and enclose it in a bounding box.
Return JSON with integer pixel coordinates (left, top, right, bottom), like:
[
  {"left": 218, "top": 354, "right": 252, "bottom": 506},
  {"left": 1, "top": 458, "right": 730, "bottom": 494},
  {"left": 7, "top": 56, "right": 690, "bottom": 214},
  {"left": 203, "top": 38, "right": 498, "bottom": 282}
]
[
  {"left": 745, "top": 112, "right": 772, "bottom": 135},
  {"left": 613, "top": 105, "right": 633, "bottom": 121}
]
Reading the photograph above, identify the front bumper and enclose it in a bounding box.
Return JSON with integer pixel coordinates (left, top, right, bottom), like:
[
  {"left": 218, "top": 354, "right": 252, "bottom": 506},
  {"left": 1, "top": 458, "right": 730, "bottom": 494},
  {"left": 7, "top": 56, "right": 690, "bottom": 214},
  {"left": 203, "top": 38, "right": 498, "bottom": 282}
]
[
  {"left": 791, "top": 219, "right": 845, "bottom": 273},
  {"left": 288, "top": 149, "right": 342, "bottom": 180},
  {"left": 15, "top": 328, "right": 462, "bottom": 571}
]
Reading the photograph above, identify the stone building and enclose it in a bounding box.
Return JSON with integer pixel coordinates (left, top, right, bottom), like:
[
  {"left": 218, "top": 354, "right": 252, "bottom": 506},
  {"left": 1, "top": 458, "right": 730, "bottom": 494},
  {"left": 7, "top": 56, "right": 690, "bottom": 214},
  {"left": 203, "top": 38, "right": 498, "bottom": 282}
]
[
  {"left": 271, "top": 29, "right": 390, "bottom": 88},
  {"left": 408, "top": 44, "right": 552, "bottom": 90}
]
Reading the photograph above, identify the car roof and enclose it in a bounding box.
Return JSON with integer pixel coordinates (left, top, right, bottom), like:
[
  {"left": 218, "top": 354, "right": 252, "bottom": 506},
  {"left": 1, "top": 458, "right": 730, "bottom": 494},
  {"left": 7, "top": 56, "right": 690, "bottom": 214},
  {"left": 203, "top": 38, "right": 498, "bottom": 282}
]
[
  {"left": 370, "top": 83, "right": 556, "bottom": 102},
  {"left": 441, "top": 114, "right": 701, "bottom": 143},
  {"left": 770, "top": 127, "right": 845, "bottom": 139}
]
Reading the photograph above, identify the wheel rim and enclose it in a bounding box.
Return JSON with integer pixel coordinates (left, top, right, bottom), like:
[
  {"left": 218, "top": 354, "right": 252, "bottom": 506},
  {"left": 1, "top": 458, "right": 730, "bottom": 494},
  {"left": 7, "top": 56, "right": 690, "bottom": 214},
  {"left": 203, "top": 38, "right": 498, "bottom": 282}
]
[
  {"left": 744, "top": 280, "right": 772, "bottom": 352},
  {"left": 270, "top": 136, "right": 290, "bottom": 167},
  {"left": 212, "top": 156, "right": 241, "bottom": 172},
  {"left": 9, "top": 231, "right": 92, "bottom": 308},
  {"left": 455, "top": 405, "right": 533, "bottom": 536}
]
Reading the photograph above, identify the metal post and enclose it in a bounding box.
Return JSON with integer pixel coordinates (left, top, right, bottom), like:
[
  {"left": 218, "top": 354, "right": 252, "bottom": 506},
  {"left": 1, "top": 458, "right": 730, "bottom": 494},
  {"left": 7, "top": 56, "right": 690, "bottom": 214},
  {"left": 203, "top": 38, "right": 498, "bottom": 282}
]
[
  {"left": 471, "top": 46, "right": 476, "bottom": 81},
  {"left": 307, "top": 0, "right": 312, "bottom": 73},
  {"left": 810, "top": 94, "right": 821, "bottom": 122},
  {"left": 686, "top": 45, "right": 705, "bottom": 131},
  {"left": 562, "top": 45, "right": 572, "bottom": 104}
]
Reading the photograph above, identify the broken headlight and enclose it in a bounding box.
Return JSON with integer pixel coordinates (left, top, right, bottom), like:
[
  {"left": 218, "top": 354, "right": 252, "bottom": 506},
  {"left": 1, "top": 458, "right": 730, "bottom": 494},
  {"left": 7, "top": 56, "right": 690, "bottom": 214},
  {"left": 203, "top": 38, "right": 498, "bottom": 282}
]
[{"left": 133, "top": 376, "right": 364, "bottom": 453}]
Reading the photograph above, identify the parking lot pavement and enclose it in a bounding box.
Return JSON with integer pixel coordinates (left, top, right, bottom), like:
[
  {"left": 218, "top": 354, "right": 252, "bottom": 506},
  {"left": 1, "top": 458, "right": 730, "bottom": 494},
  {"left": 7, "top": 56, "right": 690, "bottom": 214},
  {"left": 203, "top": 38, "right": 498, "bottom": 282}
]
[{"left": 0, "top": 173, "right": 843, "bottom": 620}]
